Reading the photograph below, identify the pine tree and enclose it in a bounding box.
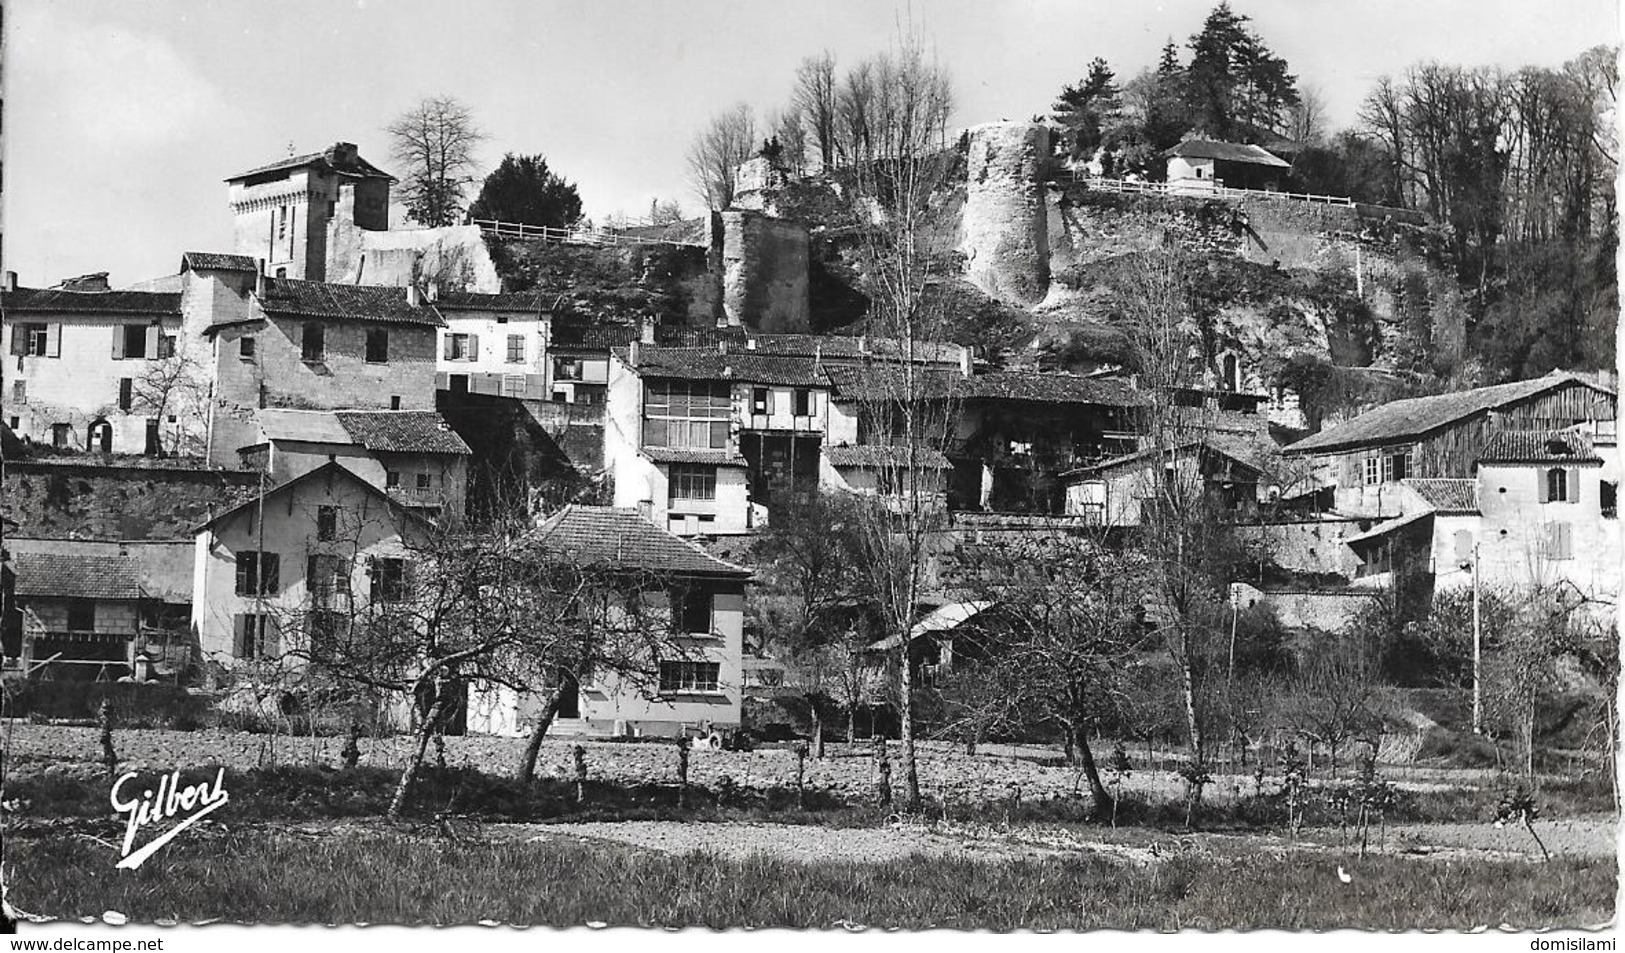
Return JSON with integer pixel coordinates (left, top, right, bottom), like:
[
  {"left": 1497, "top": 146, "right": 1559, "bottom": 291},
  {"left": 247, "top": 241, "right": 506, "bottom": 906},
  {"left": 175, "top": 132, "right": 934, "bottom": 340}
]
[{"left": 467, "top": 153, "right": 584, "bottom": 229}]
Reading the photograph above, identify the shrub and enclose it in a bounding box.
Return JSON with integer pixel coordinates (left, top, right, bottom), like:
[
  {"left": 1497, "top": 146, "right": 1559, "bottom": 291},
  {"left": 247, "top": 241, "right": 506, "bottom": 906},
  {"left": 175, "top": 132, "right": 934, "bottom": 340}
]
[{"left": 1, "top": 679, "right": 213, "bottom": 729}]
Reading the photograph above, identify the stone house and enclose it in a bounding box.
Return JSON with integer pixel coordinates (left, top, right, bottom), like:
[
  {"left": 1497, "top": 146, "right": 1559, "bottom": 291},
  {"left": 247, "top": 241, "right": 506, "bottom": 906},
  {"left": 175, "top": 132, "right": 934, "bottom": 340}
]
[
  {"left": 1061, "top": 437, "right": 1266, "bottom": 526},
  {"left": 2, "top": 280, "right": 191, "bottom": 455},
  {"left": 202, "top": 275, "right": 444, "bottom": 465},
  {"left": 1283, "top": 372, "right": 1618, "bottom": 519},
  {"left": 1163, "top": 139, "right": 1292, "bottom": 194},
  {"left": 7, "top": 539, "right": 193, "bottom": 680},
  {"left": 433, "top": 291, "right": 553, "bottom": 401},
  {"left": 466, "top": 504, "right": 751, "bottom": 739},
  {"left": 238, "top": 409, "right": 471, "bottom": 523},
  {"left": 190, "top": 461, "right": 436, "bottom": 674}
]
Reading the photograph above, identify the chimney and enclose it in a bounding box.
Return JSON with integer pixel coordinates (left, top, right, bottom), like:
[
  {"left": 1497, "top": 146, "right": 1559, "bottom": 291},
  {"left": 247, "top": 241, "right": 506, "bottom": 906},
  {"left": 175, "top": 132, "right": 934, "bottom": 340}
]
[
  {"left": 959, "top": 345, "right": 973, "bottom": 378},
  {"left": 636, "top": 500, "right": 653, "bottom": 522},
  {"left": 718, "top": 339, "right": 729, "bottom": 355},
  {"left": 255, "top": 259, "right": 267, "bottom": 297},
  {"left": 628, "top": 340, "right": 640, "bottom": 367},
  {"left": 426, "top": 281, "right": 439, "bottom": 303},
  {"left": 640, "top": 315, "right": 657, "bottom": 344},
  {"left": 3, "top": 271, "right": 16, "bottom": 292},
  {"left": 858, "top": 335, "right": 868, "bottom": 355},
  {"left": 745, "top": 337, "right": 757, "bottom": 351},
  {"left": 407, "top": 284, "right": 421, "bottom": 307}
]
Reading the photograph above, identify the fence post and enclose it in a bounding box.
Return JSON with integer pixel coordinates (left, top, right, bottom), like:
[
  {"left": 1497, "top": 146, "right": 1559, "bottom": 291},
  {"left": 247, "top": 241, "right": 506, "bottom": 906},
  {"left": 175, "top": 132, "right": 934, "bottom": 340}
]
[
  {"left": 572, "top": 744, "right": 588, "bottom": 804},
  {"left": 676, "top": 736, "right": 692, "bottom": 808},
  {"left": 98, "top": 697, "right": 117, "bottom": 780},
  {"left": 873, "top": 737, "right": 892, "bottom": 808},
  {"left": 794, "top": 741, "right": 809, "bottom": 810}
]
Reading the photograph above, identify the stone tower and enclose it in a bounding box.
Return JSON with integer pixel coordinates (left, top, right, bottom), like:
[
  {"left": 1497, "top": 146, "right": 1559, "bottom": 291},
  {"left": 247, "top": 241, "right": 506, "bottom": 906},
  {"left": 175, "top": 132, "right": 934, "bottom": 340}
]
[
  {"left": 225, "top": 142, "right": 394, "bottom": 281},
  {"left": 961, "top": 122, "right": 1051, "bottom": 307}
]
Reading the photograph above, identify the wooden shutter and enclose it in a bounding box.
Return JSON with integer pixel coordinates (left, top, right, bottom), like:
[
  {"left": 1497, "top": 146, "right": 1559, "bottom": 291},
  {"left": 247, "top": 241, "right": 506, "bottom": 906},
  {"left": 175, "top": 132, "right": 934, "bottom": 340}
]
[
  {"left": 233, "top": 614, "right": 247, "bottom": 658},
  {"left": 118, "top": 378, "right": 133, "bottom": 411},
  {"left": 1537, "top": 469, "right": 1549, "bottom": 503},
  {"left": 1569, "top": 468, "right": 1581, "bottom": 505},
  {"left": 468, "top": 334, "right": 480, "bottom": 360},
  {"left": 1453, "top": 530, "right": 1473, "bottom": 567},
  {"left": 262, "top": 553, "right": 281, "bottom": 594},
  {"left": 112, "top": 326, "right": 126, "bottom": 360},
  {"left": 46, "top": 325, "right": 60, "bottom": 358},
  {"left": 443, "top": 334, "right": 456, "bottom": 360},
  {"left": 145, "top": 325, "right": 161, "bottom": 358},
  {"left": 8, "top": 326, "right": 25, "bottom": 356},
  {"left": 765, "top": 388, "right": 776, "bottom": 415},
  {"left": 1560, "top": 523, "right": 1574, "bottom": 559},
  {"left": 263, "top": 616, "right": 281, "bottom": 657}
]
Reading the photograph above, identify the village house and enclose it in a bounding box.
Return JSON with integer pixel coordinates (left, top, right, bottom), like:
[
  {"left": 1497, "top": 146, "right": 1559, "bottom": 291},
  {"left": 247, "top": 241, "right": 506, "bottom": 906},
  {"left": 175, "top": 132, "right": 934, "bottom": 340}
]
[
  {"left": 203, "top": 275, "right": 444, "bottom": 466},
  {"left": 466, "top": 504, "right": 751, "bottom": 739},
  {"left": 1282, "top": 371, "right": 1618, "bottom": 519},
  {"left": 190, "top": 461, "right": 437, "bottom": 675},
  {"left": 2, "top": 276, "right": 192, "bottom": 455},
  {"left": 1061, "top": 436, "right": 1268, "bottom": 527},
  {"left": 6, "top": 538, "right": 193, "bottom": 681},
  {"left": 1163, "top": 139, "right": 1292, "bottom": 194},
  {"left": 433, "top": 291, "right": 553, "bottom": 401},
  {"left": 238, "top": 409, "right": 471, "bottom": 522}
]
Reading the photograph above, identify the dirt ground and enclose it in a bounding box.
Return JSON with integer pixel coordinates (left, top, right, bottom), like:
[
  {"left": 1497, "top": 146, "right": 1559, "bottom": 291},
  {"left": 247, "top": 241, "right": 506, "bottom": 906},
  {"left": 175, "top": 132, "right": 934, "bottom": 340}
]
[{"left": 0, "top": 724, "right": 1489, "bottom": 807}]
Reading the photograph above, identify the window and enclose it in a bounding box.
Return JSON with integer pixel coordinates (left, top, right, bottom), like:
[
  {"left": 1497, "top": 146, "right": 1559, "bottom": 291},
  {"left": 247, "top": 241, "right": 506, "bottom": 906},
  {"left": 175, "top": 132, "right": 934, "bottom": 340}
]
[
  {"left": 672, "top": 588, "right": 713, "bottom": 635},
  {"left": 15, "top": 323, "right": 52, "bottom": 357},
  {"left": 416, "top": 472, "right": 432, "bottom": 491},
  {"left": 385, "top": 471, "right": 401, "bottom": 489},
  {"left": 306, "top": 554, "right": 351, "bottom": 603},
  {"left": 792, "top": 388, "right": 812, "bottom": 417},
  {"left": 51, "top": 423, "right": 71, "bottom": 448},
  {"left": 365, "top": 328, "right": 389, "bottom": 363},
  {"left": 1543, "top": 522, "right": 1574, "bottom": 561},
  {"left": 390, "top": 396, "right": 402, "bottom": 410},
  {"left": 11, "top": 380, "right": 24, "bottom": 404},
  {"left": 66, "top": 599, "right": 96, "bottom": 632},
  {"left": 1378, "top": 448, "right": 1411, "bottom": 483},
  {"left": 7, "top": 417, "right": 18, "bottom": 430},
  {"left": 668, "top": 464, "right": 717, "bottom": 502},
  {"left": 234, "top": 551, "right": 281, "bottom": 596},
  {"left": 277, "top": 205, "right": 289, "bottom": 241},
  {"left": 1363, "top": 457, "right": 1380, "bottom": 486},
  {"left": 1603, "top": 481, "right": 1617, "bottom": 519},
  {"left": 301, "top": 323, "right": 325, "bottom": 362},
  {"left": 506, "top": 334, "right": 525, "bottom": 363},
  {"left": 240, "top": 336, "right": 257, "bottom": 359},
  {"left": 659, "top": 661, "right": 721, "bottom": 693},
  {"left": 316, "top": 505, "right": 338, "bottom": 541},
  {"left": 751, "top": 387, "right": 771, "bottom": 415},
  {"left": 158, "top": 335, "right": 176, "bottom": 359},
  {"left": 119, "top": 324, "right": 148, "bottom": 360},
  {"left": 234, "top": 614, "right": 275, "bottom": 660},
  {"left": 554, "top": 357, "right": 583, "bottom": 381},
  {"left": 1543, "top": 468, "right": 1574, "bottom": 503},
  {"left": 308, "top": 610, "right": 345, "bottom": 659},
  {"left": 643, "top": 380, "right": 730, "bottom": 449},
  {"left": 118, "top": 378, "right": 133, "bottom": 411},
  {"left": 444, "top": 333, "right": 476, "bottom": 361},
  {"left": 369, "top": 557, "right": 407, "bottom": 602}
]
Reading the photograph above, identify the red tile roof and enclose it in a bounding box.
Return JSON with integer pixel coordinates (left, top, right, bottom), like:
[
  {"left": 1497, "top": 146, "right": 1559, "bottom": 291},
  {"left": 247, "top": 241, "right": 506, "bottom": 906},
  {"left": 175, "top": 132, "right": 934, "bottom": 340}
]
[
  {"left": 250, "top": 278, "right": 446, "bottom": 328},
  {"left": 1, "top": 288, "right": 181, "bottom": 316},
  {"left": 1478, "top": 430, "right": 1601, "bottom": 465},
  {"left": 12, "top": 552, "right": 144, "bottom": 601},
  {"left": 181, "top": 252, "right": 259, "bottom": 273},
  {"left": 825, "top": 444, "right": 952, "bottom": 469},
  {"left": 226, "top": 143, "right": 393, "bottom": 182},
  {"left": 333, "top": 411, "right": 472, "bottom": 455},
  {"left": 641, "top": 448, "right": 748, "bottom": 467},
  {"left": 1402, "top": 478, "right": 1480, "bottom": 514}
]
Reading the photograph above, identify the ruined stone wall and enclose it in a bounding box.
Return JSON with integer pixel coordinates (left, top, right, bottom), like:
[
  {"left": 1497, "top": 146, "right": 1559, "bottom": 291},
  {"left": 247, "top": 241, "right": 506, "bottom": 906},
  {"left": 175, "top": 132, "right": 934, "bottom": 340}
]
[
  {"left": 716, "top": 211, "right": 809, "bottom": 332},
  {"left": 961, "top": 122, "right": 1050, "bottom": 307},
  {"left": 332, "top": 225, "right": 502, "bottom": 293},
  {"left": 3, "top": 460, "right": 260, "bottom": 540}
]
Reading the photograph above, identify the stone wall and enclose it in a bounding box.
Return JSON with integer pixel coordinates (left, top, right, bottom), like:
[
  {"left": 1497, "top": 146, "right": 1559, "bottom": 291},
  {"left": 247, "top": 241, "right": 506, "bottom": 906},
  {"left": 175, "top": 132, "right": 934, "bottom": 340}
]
[
  {"left": 3, "top": 459, "right": 261, "bottom": 540},
  {"left": 716, "top": 211, "right": 809, "bottom": 332},
  {"left": 1235, "top": 518, "right": 1366, "bottom": 579},
  {"left": 961, "top": 122, "right": 1050, "bottom": 306}
]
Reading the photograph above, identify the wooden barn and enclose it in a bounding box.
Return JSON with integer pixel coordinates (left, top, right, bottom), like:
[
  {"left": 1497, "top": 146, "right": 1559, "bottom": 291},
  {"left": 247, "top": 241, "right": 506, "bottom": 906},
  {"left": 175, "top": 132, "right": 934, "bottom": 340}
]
[{"left": 1282, "top": 372, "right": 1617, "bottom": 518}]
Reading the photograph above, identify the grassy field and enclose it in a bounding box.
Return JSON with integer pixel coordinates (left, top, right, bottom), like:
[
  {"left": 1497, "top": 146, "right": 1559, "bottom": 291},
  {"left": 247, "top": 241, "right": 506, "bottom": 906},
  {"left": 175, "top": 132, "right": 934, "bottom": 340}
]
[{"left": 7, "top": 830, "right": 1616, "bottom": 929}]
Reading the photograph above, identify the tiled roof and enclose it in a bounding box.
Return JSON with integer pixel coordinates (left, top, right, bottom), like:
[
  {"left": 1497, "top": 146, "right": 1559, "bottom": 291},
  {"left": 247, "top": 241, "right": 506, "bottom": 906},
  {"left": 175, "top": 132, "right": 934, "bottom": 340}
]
[
  {"left": 433, "top": 291, "right": 550, "bottom": 313},
  {"left": 656, "top": 329, "right": 965, "bottom": 365},
  {"left": 227, "top": 143, "right": 393, "bottom": 182},
  {"left": 1163, "top": 139, "right": 1291, "bottom": 168},
  {"left": 1478, "top": 429, "right": 1600, "bottom": 465},
  {"left": 624, "top": 346, "right": 827, "bottom": 387},
  {"left": 334, "top": 411, "right": 471, "bottom": 455},
  {"left": 962, "top": 371, "right": 1144, "bottom": 407},
  {"left": 1, "top": 287, "right": 182, "bottom": 315},
  {"left": 1284, "top": 374, "right": 1615, "bottom": 455},
  {"left": 552, "top": 323, "right": 642, "bottom": 350},
  {"left": 642, "top": 448, "right": 748, "bottom": 467},
  {"left": 12, "top": 552, "right": 144, "bottom": 600},
  {"left": 823, "top": 365, "right": 966, "bottom": 401},
  {"left": 1345, "top": 510, "right": 1434, "bottom": 547},
  {"left": 250, "top": 278, "right": 445, "bottom": 328},
  {"left": 198, "top": 461, "right": 436, "bottom": 533},
  {"left": 182, "top": 252, "right": 258, "bottom": 273},
  {"left": 825, "top": 444, "right": 952, "bottom": 469},
  {"left": 1402, "top": 478, "right": 1480, "bottom": 514},
  {"left": 533, "top": 505, "right": 751, "bottom": 578},
  {"left": 1062, "top": 438, "right": 1264, "bottom": 479}
]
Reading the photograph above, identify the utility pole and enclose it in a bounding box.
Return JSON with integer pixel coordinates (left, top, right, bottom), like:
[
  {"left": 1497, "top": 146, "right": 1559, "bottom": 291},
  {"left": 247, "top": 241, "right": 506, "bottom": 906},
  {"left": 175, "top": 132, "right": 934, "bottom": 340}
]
[{"left": 1472, "top": 542, "right": 1482, "bottom": 734}]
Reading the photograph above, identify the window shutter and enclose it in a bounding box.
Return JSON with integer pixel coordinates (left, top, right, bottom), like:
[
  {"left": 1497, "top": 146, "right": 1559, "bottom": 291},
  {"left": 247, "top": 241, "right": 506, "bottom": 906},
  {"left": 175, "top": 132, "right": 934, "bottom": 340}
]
[
  {"left": 1537, "top": 469, "right": 1549, "bottom": 503},
  {"left": 468, "top": 334, "right": 480, "bottom": 360},
  {"left": 443, "top": 335, "right": 455, "bottom": 360},
  {"left": 263, "top": 554, "right": 281, "bottom": 594},
  {"left": 263, "top": 616, "right": 281, "bottom": 657},
  {"left": 1453, "top": 530, "right": 1473, "bottom": 567},
  {"left": 1569, "top": 468, "right": 1581, "bottom": 505},
  {"left": 765, "top": 388, "right": 776, "bottom": 415},
  {"left": 233, "top": 614, "right": 246, "bottom": 658},
  {"left": 710, "top": 420, "right": 729, "bottom": 449},
  {"left": 145, "top": 325, "right": 161, "bottom": 358},
  {"left": 8, "top": 327, "right": 24, "bottom": 356},
  {"left": 112, "top": 326, "right": 126, "bottom": 360},
  {"left": 1560, "top": 523, "right": 1574, "bottom": 559},
  {"left": 46, "top": 325, "right": 60, "bottom": 358}
]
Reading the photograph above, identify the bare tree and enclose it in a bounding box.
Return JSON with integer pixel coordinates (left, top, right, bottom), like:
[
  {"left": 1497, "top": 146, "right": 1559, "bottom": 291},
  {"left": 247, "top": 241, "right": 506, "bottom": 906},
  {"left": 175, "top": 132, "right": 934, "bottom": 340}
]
[
  {"left": 130, "top": 349, "right": 210, "bottom": 458},
  {"left": 1287, "top": 83, "right": 1327, "bottom": 146},
  {"left": 793, "top": 51, "right": 840, "bottom": 171},
  {"left": 385, "top": 95, "right": 488, "bottom": 227},
  {"left": 686, "top": 102, "right": 757, "bottom": 211}
]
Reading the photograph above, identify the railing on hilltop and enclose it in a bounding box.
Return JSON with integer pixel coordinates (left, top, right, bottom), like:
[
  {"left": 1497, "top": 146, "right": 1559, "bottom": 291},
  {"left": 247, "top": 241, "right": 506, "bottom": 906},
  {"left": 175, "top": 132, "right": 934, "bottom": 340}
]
[
  {"left": 1069, "top": 173, "right": 1356, "bottom": 208},
  {"left": 472, "top": 219, "right": 706, "bottom": 248}
]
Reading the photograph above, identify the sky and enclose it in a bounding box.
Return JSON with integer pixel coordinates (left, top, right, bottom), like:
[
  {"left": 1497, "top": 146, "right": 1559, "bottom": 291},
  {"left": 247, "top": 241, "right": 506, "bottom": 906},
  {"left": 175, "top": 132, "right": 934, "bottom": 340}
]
[{"left": 6, "top": 0, "right": 1618, "bottom": 287}]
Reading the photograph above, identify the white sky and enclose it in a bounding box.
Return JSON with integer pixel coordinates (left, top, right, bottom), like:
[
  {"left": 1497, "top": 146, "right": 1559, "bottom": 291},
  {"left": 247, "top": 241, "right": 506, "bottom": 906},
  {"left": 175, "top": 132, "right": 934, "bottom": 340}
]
[{"left": 6, "top": 0, "right": 1618, "bottom": 287}]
